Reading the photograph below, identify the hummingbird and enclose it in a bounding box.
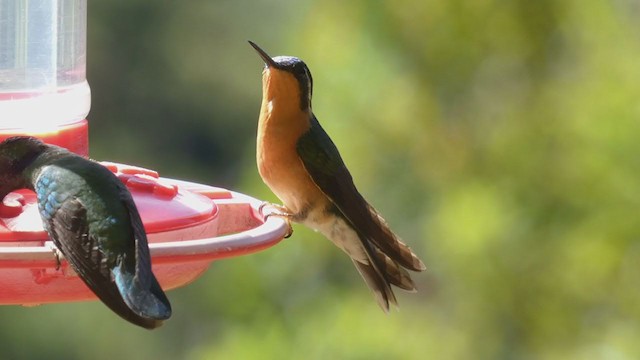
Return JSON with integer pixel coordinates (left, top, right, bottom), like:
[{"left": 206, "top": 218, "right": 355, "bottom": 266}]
[
  {"left": 0, "top": 136, "right": 171, "bottom": 329},
  {"left": 249, "top": 41, "right": 426, "bottom": 311}
]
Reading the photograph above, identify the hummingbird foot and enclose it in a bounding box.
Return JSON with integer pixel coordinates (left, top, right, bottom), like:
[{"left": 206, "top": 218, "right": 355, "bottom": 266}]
[
  {"left": 47, "top": 243, "right": 78, "bottom": 276},
  {"left": 51, "top": 246, "right": 64, "bottom": 271},
  {"left": 283, "top": 221, "right": 293, "bottom": 238},
  {"left": 258, "top": 202, "right": 294, "bottom": 238}
]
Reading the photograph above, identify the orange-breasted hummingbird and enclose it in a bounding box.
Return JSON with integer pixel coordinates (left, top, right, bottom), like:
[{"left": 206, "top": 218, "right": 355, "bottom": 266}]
[{"left": 249, "top": 41, "right": 426, "bottom": 311}]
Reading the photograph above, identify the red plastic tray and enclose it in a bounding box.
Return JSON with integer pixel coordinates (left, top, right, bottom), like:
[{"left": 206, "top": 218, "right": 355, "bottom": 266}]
[{"left": 0, "top": 164, "right": 288, "bottom": 306}]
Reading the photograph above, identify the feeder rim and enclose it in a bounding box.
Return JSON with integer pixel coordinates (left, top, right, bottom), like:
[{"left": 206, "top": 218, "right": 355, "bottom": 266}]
[{"left": 0, "top": 190, "right": 289, "bottom": 265}]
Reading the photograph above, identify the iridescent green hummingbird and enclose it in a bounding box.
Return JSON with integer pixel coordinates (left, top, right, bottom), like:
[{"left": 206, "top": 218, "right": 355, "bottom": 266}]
[
  {"left": 0, "top": 136, "right": 171, "bottom": 329},
  {"left": 250, "top": 41, "right": 426, "bottom": 311}
]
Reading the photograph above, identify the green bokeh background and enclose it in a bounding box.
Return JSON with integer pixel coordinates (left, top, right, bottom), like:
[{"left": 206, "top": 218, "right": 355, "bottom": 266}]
[{"left": 2, "top": 0, "right": 640, "bottom": 359}]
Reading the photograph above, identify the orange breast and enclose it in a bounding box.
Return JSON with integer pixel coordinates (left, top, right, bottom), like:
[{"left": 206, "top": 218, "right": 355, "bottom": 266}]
[{"left": 256, "top": 69, "right": 326, "bottom": 214}]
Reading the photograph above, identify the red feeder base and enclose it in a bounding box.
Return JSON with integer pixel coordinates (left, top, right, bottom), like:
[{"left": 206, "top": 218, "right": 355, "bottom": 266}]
[{"left": 0, "top": 163, "right": 288, "bottom": 306}]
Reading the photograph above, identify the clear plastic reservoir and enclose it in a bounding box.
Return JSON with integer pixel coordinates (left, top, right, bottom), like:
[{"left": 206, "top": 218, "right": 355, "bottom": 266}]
[{"left": 0, "top": 0, "right": 90, "bottom": 144}]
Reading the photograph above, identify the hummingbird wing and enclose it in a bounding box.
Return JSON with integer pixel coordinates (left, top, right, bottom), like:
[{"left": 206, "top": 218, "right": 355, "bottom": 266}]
[
  {"left": 296, "top": 116, "right": 425, "bottom": 310},
  {"left": 296, "top": 116, "right": 425, "bottom": 272},
  {"left": 44, "top": 195, "right": 169, "bottom": 329},
  {"left": 36, "top": 161, "right": 170, "bottom": 329}
]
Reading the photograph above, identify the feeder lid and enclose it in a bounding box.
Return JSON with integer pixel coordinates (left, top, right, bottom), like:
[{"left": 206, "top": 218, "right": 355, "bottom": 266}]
[{"left": 0, "top": 162, "right": 218, "bottom": 242}]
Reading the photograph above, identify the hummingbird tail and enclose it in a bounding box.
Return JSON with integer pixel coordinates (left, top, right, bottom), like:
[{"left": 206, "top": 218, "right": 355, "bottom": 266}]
[
  {"left": 114, "top": 200, "right": 172, "bottom": 329},
  {"left": 113, "top": 264, "right": 172, "bottom": 324},
  {"left": 346, "top": 205, "right": 425, "bottom": 310},
  {"left": 373, "top": 247, "right": 417, "bottom": 292},
  {"left": 352, "top": 259, "right": 397, "bottom": 312},
  {"left": 352, "top": 237, "right": 418, "bottom": 311},
  {"left": 366, "top": 206, "right": 426, "bottom": 272}
]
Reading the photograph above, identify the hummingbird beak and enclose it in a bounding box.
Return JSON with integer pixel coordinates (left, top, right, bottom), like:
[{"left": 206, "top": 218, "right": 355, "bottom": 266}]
[{"left": 249, "top": 41, "right": 278, "bottom": 68}]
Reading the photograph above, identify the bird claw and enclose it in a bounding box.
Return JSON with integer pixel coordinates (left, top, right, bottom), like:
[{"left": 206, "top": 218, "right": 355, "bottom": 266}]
[
  {"left": 283, "top": 222, "right": 293, "bottom": 239},
  {"left": 257, "top": 201, "right": 270, "bottom": 217},
  {"left": 258, "top": 202, "right": 289, "bottom": 216},
  {"left": 51, "top": 246, "right": 64, "bottom": 271},
  {"left": 258, "top": 202, "right": 294, "bottom": 238},
  {"left": 48, "top": 243, "right": 78, "bottom": 276}
]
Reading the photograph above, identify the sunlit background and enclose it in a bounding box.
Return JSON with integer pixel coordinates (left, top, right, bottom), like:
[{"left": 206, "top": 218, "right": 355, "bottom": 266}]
[{"left": 1, "top": 0, "right": 640, "bottom": 359}]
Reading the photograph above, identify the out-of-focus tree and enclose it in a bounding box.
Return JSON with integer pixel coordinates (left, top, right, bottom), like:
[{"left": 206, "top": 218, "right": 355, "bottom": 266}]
[{"left": 0, "top": 0, "right": 639, "bottom": 359}]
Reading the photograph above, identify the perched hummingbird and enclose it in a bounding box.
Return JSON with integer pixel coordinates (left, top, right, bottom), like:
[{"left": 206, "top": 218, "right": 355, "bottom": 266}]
[
  {"left": 249, "top": 41, "right": 426, "bottom": 311},
  {"left": 0, "top": 136, "right": 171, "bottom": 329}
]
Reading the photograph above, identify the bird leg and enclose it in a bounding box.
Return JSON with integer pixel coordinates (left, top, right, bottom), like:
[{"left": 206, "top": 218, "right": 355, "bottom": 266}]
[
  {"left": 258, "top": 202, "right": 294, "bottom": 238},
  {"left": 50, "top": 245, "right": 64, "bottom": 271},
  {"left": 49, "top": 246, "right": 80, "bottom": 277}
]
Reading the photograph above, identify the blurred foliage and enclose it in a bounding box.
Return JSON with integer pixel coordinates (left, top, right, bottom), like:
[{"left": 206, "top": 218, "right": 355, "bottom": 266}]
[{"left": 2, "top": 0, "right": 640, "bottom": 359}]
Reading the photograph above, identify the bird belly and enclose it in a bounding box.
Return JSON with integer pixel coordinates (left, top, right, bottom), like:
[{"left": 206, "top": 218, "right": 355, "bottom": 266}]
[
  {"left": 303, "top": 207, "right": 368, "bottom": 264},
  {"left": 259, "top": 160, "right": 368, "bottom": 264}
]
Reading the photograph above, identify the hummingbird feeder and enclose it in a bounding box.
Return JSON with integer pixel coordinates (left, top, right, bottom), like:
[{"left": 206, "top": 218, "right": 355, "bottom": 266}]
[{"left": 0, "top": 0, "right": 287, "bottom": 306}]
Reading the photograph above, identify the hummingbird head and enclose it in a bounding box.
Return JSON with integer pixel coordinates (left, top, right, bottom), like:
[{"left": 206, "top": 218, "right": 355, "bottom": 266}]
[
  {"left": 0, "top": 136, "right": 48, "bottom": 199},
  {"left": 249, "top": 41, "right": 313, "bottom": 110}
]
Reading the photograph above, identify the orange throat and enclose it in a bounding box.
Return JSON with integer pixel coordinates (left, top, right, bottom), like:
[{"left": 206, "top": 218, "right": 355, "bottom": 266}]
[{"left": 255, "top": 67, "right": 322, "bottom": 213}]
